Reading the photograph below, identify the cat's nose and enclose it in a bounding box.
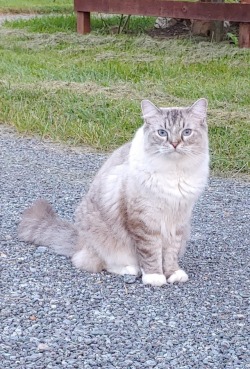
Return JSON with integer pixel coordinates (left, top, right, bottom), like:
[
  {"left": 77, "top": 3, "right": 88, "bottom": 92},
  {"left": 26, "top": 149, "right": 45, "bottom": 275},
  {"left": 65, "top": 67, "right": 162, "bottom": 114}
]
[{"left": 171, "top": 142, "right": 179, "bottom": 149}]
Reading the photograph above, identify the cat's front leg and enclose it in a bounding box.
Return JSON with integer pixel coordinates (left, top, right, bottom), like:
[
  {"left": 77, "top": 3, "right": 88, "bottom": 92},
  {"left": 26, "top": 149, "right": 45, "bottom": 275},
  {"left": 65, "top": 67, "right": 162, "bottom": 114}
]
[
  {"left": 128, "top": 210, "right": 166, "bottom": 286},
  {"left": 163, "top": 225, "right": 189, "bottom": 284},
  {"left": 162, "top": 246, "right": 186, "bottom": 283},
  {"left": 136, "top": 239, "right": 166, "bottom": 287}
]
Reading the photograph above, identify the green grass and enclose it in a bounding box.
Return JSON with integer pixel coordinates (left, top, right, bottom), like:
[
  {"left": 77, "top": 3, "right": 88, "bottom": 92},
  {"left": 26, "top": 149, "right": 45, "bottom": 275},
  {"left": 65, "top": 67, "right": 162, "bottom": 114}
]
[
  {"left": 0, "top": 14, "right": 249, "bottom": 177},
  {"left": 0, "top": 0, "right": 72, "bottom": 14},
  {"left": 4, "top": 14, "right": 156, "bottom": 34},
  {"left": 5, "top": 13, "right": 77, "bottom": 33}
]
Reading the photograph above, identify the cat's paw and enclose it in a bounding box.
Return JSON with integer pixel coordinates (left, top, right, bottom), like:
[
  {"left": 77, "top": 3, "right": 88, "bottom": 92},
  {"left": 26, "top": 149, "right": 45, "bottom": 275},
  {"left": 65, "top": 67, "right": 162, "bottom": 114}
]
[
  {"left": 167, "top": 269, "right": 189, "bottom": 284},
  {"left": 142, "top": 273, "right": 167, "bottom": 287},
  {"left": 120, "top": 265, "right": 140, "bottom": 276}
]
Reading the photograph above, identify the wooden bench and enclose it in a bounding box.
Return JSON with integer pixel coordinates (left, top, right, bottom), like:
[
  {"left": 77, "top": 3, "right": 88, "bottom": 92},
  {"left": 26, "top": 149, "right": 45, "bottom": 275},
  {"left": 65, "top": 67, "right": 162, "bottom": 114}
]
[{"left": 74, "top": 0, "right": 250, "bottom": 47}]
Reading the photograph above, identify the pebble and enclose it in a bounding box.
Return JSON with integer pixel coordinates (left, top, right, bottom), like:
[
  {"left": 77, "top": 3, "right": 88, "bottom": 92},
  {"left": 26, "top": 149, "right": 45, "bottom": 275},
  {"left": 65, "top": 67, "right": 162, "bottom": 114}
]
[
  {"left": 37, "top": 343, "right": 50, "bottom": 351},
  {"left": 123, "top": 275, "right": 137, "bottom": 284},
  {"left": 35, "top": 246, "right": 48, "bottom": 253}
]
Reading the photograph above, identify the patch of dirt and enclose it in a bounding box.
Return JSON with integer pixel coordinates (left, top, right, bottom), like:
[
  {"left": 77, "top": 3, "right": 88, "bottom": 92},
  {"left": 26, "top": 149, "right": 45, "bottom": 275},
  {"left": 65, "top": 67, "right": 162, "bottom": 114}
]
[
  {"left": 147, "top": 20, "right": 192, "bottom": 39},
  {"left": 146, "top": 19, "right": 239, "bottom": 43}
]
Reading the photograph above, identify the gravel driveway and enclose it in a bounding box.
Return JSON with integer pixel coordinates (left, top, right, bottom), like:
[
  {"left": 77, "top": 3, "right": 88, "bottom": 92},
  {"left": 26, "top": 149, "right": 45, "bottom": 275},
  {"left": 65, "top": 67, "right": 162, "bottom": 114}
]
[
  {"left": 1, "top": 127, "right": 249, "bottom": 369},
  {"left": 0, "top": 14, "right": 42, "bottom": 26}
]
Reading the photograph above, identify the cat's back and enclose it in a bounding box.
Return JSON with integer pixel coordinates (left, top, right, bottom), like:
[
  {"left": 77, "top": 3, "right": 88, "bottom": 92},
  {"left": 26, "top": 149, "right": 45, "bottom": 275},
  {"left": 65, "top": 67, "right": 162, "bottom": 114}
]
[
  {"left": 75, "top": 142, "right": 131, "bottom": 220},
  {"left": 97, "top": 142, "right": 131, "bottom": 176}
]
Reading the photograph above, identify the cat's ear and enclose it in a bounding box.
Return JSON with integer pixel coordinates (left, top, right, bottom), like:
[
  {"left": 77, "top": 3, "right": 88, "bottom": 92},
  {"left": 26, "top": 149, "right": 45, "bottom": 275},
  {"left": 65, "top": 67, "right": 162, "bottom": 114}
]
[
  {"left": 141, "top": 100, "right": 160, "bottom": 118},
  {"left": 189, "top": 98, "right": 208, "bottom": 119}
]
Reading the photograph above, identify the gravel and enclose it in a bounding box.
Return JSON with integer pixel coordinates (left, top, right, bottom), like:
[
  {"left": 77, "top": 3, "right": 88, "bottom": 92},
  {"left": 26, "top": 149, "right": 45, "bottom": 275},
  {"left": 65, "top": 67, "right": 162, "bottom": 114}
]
[
  {"left": 1, "top": 127, "right": 249, "bottom": 369},
  {"left": 0, "top": 14, "right": 45, "bottom": 27}
]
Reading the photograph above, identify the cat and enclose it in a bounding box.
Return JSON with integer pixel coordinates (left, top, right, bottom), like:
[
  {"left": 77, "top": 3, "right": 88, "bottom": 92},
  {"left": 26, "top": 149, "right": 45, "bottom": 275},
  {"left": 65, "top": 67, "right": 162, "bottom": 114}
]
[{"left": 18, "top": 98, "right": 209, "bottom": 287}]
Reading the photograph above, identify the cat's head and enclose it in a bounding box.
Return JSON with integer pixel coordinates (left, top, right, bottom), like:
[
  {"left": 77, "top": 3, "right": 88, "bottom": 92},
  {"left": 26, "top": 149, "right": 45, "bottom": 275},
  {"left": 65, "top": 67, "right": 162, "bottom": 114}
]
[{"left": 141, "top": 99, "right": 208, "bottom": 159}]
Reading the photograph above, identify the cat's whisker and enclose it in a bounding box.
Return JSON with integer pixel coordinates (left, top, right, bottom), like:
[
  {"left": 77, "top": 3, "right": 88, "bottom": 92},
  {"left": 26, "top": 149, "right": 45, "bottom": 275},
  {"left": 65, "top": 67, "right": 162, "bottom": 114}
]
[{"left": 180, "top": 148, "right": 206, "bottom": 158}]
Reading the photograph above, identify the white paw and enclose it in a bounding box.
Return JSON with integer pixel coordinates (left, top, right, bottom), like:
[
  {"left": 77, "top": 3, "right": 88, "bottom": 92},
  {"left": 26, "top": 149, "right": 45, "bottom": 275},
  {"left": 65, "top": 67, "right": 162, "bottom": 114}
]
[
  {"left": 120, "top": 265, "right": 140, "bottom": 276},
  {"left": 142, "top": 273, "right": 167, "bottom": 287},
  {"left": 167, "top": 269, "right": 189, "bottom": 284}
]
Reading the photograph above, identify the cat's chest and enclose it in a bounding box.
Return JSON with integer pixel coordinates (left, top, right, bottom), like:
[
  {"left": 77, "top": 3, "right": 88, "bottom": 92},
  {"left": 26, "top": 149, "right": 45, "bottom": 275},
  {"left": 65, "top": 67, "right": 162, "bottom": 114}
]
[{"left": 142, "top": 170, "right": 201, "bottom": 204}]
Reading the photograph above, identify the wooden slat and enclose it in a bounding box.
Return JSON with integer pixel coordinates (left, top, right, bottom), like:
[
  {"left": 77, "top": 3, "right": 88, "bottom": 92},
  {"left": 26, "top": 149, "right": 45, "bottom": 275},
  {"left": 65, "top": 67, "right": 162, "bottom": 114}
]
[{"left": 74, "top": 0, "right": 250, "bottom": 23}]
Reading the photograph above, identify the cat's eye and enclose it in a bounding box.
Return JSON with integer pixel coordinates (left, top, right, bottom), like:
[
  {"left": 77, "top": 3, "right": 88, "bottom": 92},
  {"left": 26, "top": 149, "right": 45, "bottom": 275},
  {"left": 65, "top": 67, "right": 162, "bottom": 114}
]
[
  {"left": 182, "top": 129, "right": 192, "bottom": 137},
  {"left": 157, "top": 129, "right": 168, "bottom": 137}
]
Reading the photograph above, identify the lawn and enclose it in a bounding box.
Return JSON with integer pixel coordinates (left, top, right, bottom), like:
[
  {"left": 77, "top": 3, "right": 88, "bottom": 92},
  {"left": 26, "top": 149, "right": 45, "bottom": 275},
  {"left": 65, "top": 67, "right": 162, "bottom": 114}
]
[
  {"left": 0, "top": 12, "right": 249, "bottom": 176},
  {"left": 0, "top": 0, "right": 72, "bottom": 13}
]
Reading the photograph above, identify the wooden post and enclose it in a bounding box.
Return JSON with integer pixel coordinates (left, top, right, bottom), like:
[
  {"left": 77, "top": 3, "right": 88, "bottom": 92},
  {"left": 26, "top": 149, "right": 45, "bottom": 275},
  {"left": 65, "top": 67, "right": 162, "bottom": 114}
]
[
  {"left": 211, "top": 0, "right": 225, "bottom": 42},
  {"left": 239, "top": 23, "right": 250, "bottom": 47},
  {"left": 239, "top": 0, "right": 250, "bottom": 47},
  {"left": 77, "top": 11, "right": 91, "bottom": 34}
]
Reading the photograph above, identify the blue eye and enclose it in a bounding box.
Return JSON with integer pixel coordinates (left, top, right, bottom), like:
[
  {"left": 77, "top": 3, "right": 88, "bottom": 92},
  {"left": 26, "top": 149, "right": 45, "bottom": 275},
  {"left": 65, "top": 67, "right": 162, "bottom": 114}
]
[
  {"left": 158, "top": 129, "right": 168, "bottom": 137},
  {"left": 182, "top": 129, "right": 192, "bottom": 137}
]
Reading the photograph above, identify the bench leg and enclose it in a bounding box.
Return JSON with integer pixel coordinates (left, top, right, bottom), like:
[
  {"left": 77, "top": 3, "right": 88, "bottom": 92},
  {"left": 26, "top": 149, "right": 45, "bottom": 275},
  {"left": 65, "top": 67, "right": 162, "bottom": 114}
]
[
  {"left": 239, "top": 23, "right": 250, "bottom": 48},
  {"left": 77, "top": 11, "right": 90, "bottom": 34}
]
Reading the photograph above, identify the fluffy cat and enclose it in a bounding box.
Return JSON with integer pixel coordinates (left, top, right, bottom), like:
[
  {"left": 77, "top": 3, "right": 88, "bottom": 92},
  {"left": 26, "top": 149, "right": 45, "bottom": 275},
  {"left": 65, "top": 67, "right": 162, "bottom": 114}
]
[{"left": 18, "top": 98, "right": 209, "bottom": 286}]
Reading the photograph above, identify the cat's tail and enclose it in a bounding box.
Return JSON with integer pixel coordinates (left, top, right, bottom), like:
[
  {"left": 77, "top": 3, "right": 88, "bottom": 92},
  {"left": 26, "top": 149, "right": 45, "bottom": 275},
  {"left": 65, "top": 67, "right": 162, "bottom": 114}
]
[{"left": 18, "top": 199, "right": 79, "bottom": 257}]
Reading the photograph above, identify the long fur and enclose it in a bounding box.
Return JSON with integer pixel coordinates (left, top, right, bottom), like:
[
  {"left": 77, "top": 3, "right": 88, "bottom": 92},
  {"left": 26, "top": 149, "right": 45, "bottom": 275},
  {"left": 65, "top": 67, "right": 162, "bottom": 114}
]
[
  {"left": 18, "top": 98, "right": 209, "bottom": 286},
  {"left": 18, "top": 199, "right": 78, "bottom": 257}
]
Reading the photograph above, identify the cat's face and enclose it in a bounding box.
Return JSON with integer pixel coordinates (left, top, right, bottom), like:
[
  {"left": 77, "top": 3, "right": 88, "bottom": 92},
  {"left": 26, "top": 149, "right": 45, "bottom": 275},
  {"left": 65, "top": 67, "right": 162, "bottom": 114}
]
[{"left": 141, "top": 99, "right": 208, "bottom": 159}]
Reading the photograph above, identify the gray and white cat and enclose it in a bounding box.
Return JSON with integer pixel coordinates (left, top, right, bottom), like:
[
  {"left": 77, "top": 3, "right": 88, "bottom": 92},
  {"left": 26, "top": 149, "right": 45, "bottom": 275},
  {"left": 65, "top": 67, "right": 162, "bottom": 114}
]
[{"left": 18, "top": 98, "right": 209, "bottom": 286}]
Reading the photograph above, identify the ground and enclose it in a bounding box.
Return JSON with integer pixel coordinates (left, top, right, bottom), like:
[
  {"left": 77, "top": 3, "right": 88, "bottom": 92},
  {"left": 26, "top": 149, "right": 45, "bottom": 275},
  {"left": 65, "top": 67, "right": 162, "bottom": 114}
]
[
  {"left": 1, "top": 127, "right": 249, "bottom": 368},
  {"left": 147, "top": 19, "right": 239, "bottom": 43}
]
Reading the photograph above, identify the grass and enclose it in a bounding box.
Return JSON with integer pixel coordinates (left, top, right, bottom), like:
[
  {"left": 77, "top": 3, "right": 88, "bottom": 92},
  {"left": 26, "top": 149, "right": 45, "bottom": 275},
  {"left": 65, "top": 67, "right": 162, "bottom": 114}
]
[
  {"left": 0, "top": 14, "right": 249, "bottom": 176},
  {"left": 0, "top": 0, "right": 72, "bottom": 14},
  {"left": 4, "top": 14, "right": 156, "bottom": 34}
]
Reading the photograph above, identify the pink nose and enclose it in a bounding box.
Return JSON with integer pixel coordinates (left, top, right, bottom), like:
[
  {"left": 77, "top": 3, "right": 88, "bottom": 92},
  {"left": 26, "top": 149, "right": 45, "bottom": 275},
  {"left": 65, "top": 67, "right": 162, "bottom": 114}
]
[{"left": 171, "top": 142, "right": 179, "bottom": 148}]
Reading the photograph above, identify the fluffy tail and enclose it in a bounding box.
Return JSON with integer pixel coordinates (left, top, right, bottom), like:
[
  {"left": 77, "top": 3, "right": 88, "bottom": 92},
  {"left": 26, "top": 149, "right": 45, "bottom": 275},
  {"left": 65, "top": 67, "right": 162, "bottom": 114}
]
[{"left": 18, "top": 199, "right": 79, "bottom": 257}]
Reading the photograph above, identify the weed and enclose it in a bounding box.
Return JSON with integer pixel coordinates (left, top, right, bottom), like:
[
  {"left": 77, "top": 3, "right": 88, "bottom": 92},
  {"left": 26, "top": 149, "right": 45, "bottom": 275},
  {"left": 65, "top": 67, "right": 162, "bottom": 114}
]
[{"left": 226, "top": 32, "right": 239, "bottom": 46}]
